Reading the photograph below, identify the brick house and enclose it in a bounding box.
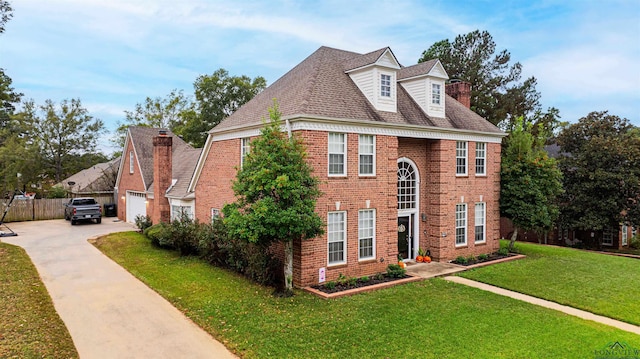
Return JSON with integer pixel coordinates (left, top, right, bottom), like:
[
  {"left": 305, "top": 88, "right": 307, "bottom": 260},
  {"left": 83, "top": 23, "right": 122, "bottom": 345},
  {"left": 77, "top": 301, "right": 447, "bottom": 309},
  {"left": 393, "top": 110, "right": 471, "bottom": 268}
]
[
  {"left": 190, "top": 46, "right": 507, "bottom": 287},
  {"left": 115, "top": 127, "right": 201, "bottom": 224}
]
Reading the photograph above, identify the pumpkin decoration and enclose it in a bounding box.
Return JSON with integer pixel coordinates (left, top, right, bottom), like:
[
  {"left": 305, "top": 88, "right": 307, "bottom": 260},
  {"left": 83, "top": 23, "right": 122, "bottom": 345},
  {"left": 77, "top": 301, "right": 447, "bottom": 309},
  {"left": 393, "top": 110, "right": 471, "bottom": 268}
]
[
  {"left": 416, "top": 248, "right": 425, "bottom": 263},
  {"left": 424, "top": 255, "right": 432, "bottom": 263},
  {"left": 397, "top": 254, "right": 406, "bottom": 268}
]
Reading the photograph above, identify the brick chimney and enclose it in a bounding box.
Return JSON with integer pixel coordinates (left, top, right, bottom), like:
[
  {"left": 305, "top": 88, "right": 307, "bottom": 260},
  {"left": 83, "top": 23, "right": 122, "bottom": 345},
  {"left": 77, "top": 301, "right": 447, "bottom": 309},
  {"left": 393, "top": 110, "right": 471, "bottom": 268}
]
[
  {"left": 445, "top": 80, "right": 471, "bottom": 109},
  {"left": 152, "top": 130, "right": 172, "bottom": 223}
]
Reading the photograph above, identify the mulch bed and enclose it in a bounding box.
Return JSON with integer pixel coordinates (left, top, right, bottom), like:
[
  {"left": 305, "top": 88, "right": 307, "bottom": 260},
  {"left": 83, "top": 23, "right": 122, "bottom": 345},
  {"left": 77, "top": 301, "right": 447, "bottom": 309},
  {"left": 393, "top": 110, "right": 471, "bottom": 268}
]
[
  {"left": 450, "top": 252, "right": 515, "bottom": 266},
  {"left": 311, "top": 274, "right": 409, "bottom": 294}
]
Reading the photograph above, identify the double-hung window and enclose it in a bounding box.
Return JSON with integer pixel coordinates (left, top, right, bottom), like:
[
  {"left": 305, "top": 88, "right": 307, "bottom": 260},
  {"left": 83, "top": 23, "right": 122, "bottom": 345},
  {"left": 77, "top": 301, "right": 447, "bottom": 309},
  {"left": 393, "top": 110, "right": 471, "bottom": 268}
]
[
  {"left": 455, "top": 203, "right": 467, "bottom": 246},
  {"left": 456, "top": 141, "right": 467, "bottom": 176},
  {"left": 475, "top": 202, "right": 486, "bottom": 243},
  {"left": 328, "top": 211, "right": 346, "bottom": 265},
  {"left": 358, "top": 134, "right": 375, "bottom": 176},
  {"left": 432, "top": 83, "right": 441, "bottom": 105},
  {"left": 380, "top": 74, "right": 391, "bottom": 97},
  {"left": 171, "top": 205, "right": 193, "bottom": 221},
  {"left": 475, "top": 142, "right": 486, "bottom": 176},
  {"left": 328, "top": 133, "right": 346, "bottom": 176},
  {"left": 358, "top": 209, "right": 375, "bottom": 260},
  {"left": 622, "top": 225, "right": 628, "bottom": 246},
  {"left": 240, "top": 137, "right": 250, "bottom": 168}
]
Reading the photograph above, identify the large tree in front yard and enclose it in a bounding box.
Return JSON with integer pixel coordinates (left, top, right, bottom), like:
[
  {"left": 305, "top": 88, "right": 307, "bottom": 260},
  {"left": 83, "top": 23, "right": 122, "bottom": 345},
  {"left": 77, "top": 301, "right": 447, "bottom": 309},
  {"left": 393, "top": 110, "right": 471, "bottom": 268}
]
[
  {"left": 557, "top": 111, "right": 640, "bottom": 237},
  {"left": 222, "top": 101, "right": 324, "bottom": 295},
  {"left": 501, "top": 117, "right": 563, "bottom": 251}
]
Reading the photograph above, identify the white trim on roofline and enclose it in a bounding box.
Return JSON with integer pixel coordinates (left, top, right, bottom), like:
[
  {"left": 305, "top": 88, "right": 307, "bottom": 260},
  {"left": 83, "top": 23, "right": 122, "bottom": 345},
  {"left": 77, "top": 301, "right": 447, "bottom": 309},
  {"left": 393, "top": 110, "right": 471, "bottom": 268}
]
[
  {"left": 114, "top": 130, "right": 148, "bottom": 191},
  {"left": 210, "top": 115, "right": 506, "bottom": 143}
]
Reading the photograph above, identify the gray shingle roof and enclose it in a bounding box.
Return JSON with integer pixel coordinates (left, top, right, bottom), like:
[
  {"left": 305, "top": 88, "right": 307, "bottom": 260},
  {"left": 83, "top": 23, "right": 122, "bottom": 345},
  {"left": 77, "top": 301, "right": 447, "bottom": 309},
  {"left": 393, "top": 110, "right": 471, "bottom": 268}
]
[
  {"left": 343, "top": 47, "right": 390, "bottom": 72},
  {"left": 166, "top": 147, "right": 201, "bottom": 198},
  {"left": 57, "top": 157, "right": 120, "bottom": 193},
  {"left": 127, "top": 127, "right": 195, "bottom": 191},
  {"left": 398, "top": 60, "right": 438, "bottom": 80},
  {"left": 212, "top": 46, "right": 502, "bottom": 135}
]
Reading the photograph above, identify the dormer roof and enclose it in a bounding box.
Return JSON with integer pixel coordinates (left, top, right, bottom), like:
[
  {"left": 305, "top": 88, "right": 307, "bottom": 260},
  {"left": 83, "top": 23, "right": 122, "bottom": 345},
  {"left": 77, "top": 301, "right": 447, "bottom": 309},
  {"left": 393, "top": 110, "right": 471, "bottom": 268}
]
[
  {"left": 343, "top": 47, "right": 401, "bottom": 73},
  {"left": 398, "top": 59, "right": 448, "bottom": 81}
]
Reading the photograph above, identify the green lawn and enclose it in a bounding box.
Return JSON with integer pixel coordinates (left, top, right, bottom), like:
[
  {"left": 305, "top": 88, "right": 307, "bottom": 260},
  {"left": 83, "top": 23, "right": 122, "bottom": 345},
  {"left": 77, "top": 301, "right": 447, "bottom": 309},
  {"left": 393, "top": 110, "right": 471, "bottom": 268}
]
[
  {"left": 0, "top": 242, "right": 78, "bottom": 359},
  {"left": 461, "top": 240, "right": 640, "bottom": 325},
  {"left": 93, "top": 232, "right": 640, "bottom": 358}
]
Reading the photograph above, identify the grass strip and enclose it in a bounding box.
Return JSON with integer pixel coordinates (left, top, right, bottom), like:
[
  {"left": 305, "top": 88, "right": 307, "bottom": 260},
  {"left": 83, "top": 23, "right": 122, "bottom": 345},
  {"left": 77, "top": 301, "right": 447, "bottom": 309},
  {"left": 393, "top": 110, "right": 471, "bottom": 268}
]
[
  {"left": 0, "top": 242, "right": 78, "bottom": 359},
  {"left": 94, "top": 232, "right": 639, "bottom": 358},
  {"left": 461, "top": 240, "right": 640, "bottom": 325}
]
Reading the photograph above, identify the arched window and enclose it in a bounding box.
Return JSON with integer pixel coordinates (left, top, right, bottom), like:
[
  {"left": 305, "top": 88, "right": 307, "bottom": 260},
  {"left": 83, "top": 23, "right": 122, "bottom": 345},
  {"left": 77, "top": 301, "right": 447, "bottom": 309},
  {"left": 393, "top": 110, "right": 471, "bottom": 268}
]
[{"left": 397, "top": 160, "right": 417, "bottom": 209}]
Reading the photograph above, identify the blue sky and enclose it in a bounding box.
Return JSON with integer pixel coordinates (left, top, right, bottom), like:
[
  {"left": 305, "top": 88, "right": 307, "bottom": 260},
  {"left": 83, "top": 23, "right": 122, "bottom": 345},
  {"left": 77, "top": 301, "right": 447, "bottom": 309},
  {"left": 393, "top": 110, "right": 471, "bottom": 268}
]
[{"left": 3, "top": 0, "right": 639, "bottom": 153}]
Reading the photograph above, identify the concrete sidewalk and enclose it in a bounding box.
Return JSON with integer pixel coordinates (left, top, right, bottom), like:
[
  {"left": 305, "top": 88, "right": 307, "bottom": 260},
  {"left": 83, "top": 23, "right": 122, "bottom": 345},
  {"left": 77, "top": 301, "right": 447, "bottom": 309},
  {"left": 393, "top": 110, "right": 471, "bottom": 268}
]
[
  {"left": 3, "top": 219, "right": 236, "bottom": 359},
  {"left": 445, "top": 276, "right": 640, "bottom": 336}
]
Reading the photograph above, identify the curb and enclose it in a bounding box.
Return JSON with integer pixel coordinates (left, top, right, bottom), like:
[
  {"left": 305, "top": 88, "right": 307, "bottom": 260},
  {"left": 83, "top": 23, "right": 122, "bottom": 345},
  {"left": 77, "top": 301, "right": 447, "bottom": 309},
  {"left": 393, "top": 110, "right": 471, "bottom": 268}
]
[{"left": 303, "top": 275, "right": 423, "bottom": 299}]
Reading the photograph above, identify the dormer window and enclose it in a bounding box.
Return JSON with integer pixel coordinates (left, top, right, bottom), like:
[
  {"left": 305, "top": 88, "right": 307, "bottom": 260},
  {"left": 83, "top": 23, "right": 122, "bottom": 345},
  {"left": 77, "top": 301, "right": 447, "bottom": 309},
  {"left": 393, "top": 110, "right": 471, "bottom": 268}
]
[
  {"left": 380, "top": 74, "right": 391, "bottom": 97},
  {"left": 432, "top": 83, "right": 441, "bottom": 105}
]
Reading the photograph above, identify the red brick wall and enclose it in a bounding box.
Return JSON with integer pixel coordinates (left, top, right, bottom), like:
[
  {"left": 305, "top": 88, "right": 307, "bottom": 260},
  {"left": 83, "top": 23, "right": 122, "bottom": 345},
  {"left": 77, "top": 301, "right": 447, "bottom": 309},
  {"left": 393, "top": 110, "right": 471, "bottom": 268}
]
[
  {"left": 194, "top": 138, "right": 241, "bottom": 222},
  {"left": 397, "top": 138, "right": 501, "bottom": 261},
  {"left": 152, "top": 136, "right": 172, "bottom": 224},
  {"left": 296, "top": 131, "right": 398, "bottom": 287},
  {"left": 117, "top": 140, "right": 146, "bottom": 221},
  {"left": 194, "top": 131, "right": 502, "bottom": 287}
]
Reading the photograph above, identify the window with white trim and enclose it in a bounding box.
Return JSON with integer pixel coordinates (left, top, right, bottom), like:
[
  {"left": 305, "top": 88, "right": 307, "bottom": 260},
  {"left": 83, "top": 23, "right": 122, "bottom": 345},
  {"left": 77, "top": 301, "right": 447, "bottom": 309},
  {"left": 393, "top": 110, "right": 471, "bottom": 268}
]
[
  {"left": 475, "top": 202, "right": 486, "bottom": 243},
  {"left": 359, "top": 134, "right": 375, "bottom": 176},
  {"left": 171, "top": 205, "right": 193, "bottom": 221},
  {"left": 381, "top": 74, "right": 391, "bottom": 97},
  {"left": 129, "top": 151, "right": 134, "bottom": 174},
  {"left": 633, "top": 226, "right": 637, "bottom": 238},
  {"left": 240, "top": 137, "right": 250, "bottom": 168},
  {"left": 455, "top": 203, "right": 467, "bottom": 246},
  {"left": 358, "top": 209, "right": 375, "bottom": 260},
  {"left": 328, "top": 211, "right": 346, "bottom": 265},
  {"left": 397, "top": 160, "right": 417, "bottom": 209},
  {"left": 476, "top": 142, "right": 486, "bottom": 176},
  {"left": 328, "top": 133, "right": 346, "bottom": 176},
  {"left": 432, "top": 83, "right": 441, "bottom": 105},
  {"left": 211, "top": 208, "right": 220, "bottom": 221},
  {"left": 622, "top": 224, "right": 628, "bottom": 246},
  {"left": 603, "top": 227, "right": 614, "bottom": 246},
  {"left": 456, "top": 141, "right": 467, "bottom": 176}
]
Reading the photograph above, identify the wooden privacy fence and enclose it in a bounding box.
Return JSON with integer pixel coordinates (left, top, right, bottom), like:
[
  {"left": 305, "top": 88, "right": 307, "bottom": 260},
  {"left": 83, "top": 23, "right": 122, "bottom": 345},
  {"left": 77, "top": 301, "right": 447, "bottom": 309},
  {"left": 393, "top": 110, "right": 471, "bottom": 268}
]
[{"left": 1, "top": 195, "right": 115, "bottom": 222}]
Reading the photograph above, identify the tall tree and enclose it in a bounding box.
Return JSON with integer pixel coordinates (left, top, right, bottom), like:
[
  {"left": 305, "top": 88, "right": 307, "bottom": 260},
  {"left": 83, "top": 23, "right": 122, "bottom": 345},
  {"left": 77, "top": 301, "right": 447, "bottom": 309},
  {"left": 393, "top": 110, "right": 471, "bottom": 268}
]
[
  {"left": 419, "top": 30, "right": 558, "bottom": 131},
  {"left": 22, "top": 98, "right": 106, "bottom": 183},
  {"left": 112, "top": 89, "right": 194, "bottom": 149},
  {"left": 223, "top": 101, "right": 323, "bottom": 295},
  {"left": 176, "top": 69, "right": 266, "bottom": 147},
  {"left": 501, "top": 117, "right": 563, "bottom": 251},
  {"left": 557, "top": 111, "right": 640, "bottom": 239},
  {"left": 0, "top": 0, "right": 22, "bottom": 143}
]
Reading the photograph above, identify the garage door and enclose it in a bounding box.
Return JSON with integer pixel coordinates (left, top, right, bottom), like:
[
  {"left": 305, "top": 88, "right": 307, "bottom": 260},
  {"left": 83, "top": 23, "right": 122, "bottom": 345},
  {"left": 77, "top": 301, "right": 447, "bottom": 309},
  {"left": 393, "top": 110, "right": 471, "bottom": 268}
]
[{"left": 126, "top": 191, "right": 147, "bottom": 223}]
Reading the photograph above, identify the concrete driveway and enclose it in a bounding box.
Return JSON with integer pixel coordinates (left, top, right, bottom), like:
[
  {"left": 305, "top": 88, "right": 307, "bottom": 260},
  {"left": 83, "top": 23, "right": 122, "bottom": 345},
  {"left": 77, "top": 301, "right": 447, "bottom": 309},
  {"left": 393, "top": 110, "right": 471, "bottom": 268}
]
[{"left": 2, "top": 219, "right": 235, "bottom": 359}]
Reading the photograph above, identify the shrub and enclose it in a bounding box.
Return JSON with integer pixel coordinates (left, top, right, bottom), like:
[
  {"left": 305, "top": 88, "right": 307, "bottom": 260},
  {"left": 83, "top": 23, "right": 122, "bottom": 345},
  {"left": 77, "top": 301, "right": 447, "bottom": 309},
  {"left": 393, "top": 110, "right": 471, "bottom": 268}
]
[
  {"left": 359, "top": 276, "right": 370, "bottom": 282},
  {"left": 198, "top": 219, "right": 281, "bottom": 286},
  {"left": 374, "top": 272, "right": 385, "bottom": 281},
  {"left": 497, "top": 247, "right": 509, "bottom": 256},
  {"left": 630, "top": 235, "right": 640, "bottom": 250},
  {"left": 144, "top": 223, "right": 170, "bottom": 248},
  {"left": 324, "top": 281, "right": 336, "bottom": 290},
  {"left": 165, "top": 213, "right": 202, "bottom": 256},
  {"left": 135, "top": 215, "right": 153, "bottom": 232},
  {"left": 386, "top": 264, "right": 406, "bottom": 278},
  {"left": 477, "top": 253, "right": 489, "bottom": 261},
  {"left": 467, "top": 255, "right": 476, "bottom": 263},
  {"left": 455, "top": 256, "right": 468, "bottom": 265}
]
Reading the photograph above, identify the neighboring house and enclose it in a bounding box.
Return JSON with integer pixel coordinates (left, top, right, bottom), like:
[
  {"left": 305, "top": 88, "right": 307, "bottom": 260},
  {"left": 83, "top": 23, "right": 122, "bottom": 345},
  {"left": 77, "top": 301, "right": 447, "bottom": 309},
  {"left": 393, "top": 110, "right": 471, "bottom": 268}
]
[
  {"left": 190, "top": 46, "right": 507, "bottom": 287},
  {"left": 501, "top": 218, "right": 636, "bottom": 250},
  {"left": 114, "top": 127, "right": 201, "bottom": 224},
  {"left": 57, "top": 157, "right": 121, "bottom": 197}
]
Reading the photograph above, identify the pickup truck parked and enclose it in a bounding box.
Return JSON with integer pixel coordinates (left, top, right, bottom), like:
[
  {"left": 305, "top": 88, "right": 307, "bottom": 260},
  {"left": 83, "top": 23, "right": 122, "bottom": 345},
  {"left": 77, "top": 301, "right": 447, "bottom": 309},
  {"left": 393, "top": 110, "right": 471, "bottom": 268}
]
[{"left": 64, "top": 197, "right": 102, "bottom": 225}]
